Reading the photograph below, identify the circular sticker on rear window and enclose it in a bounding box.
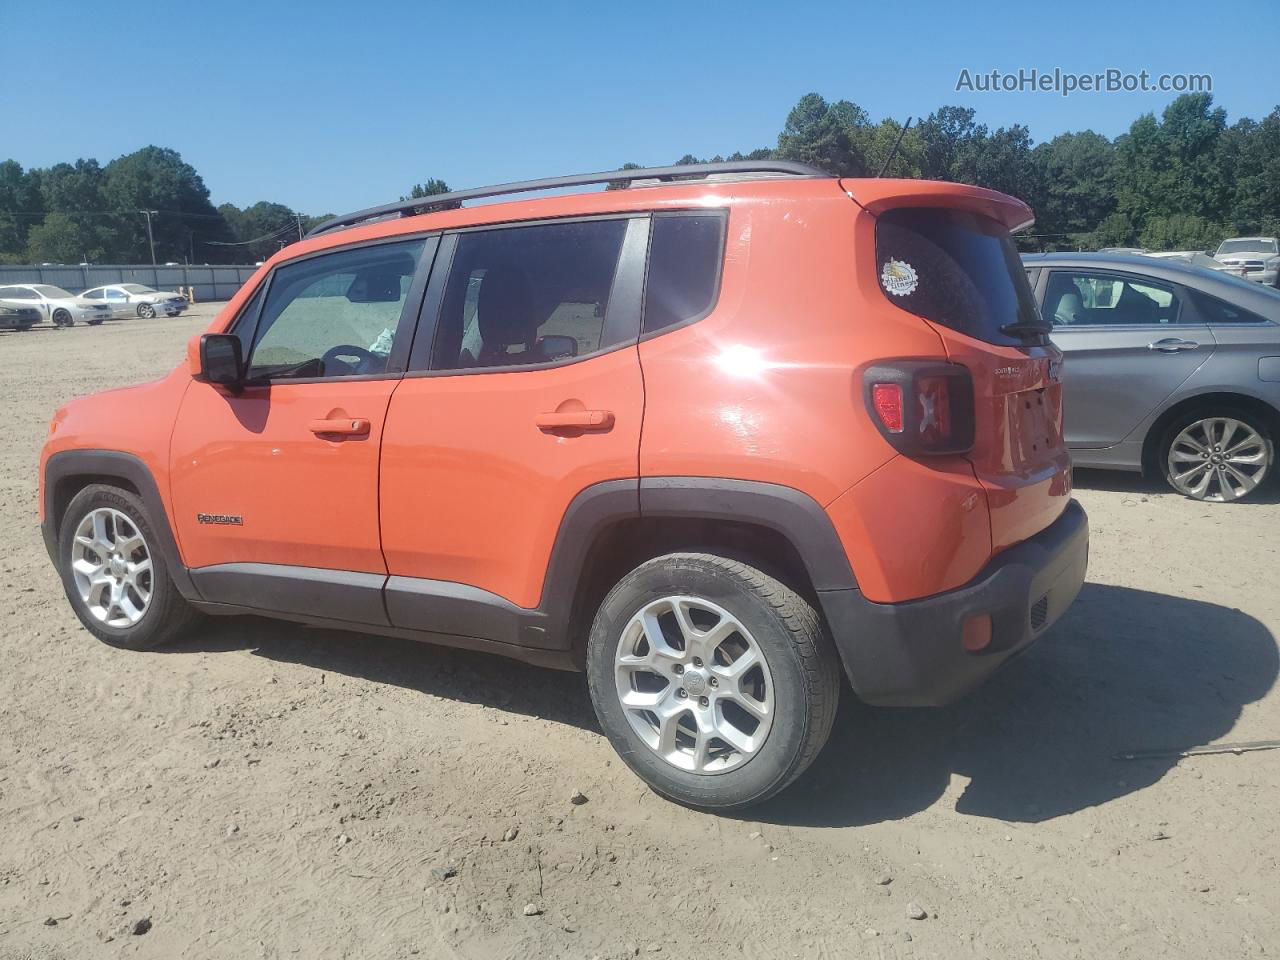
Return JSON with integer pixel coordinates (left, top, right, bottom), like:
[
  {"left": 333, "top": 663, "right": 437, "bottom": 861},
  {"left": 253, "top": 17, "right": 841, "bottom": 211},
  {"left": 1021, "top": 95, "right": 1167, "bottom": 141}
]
[{"left": 880, "top": 258, "right": 918, "bottom": 297}]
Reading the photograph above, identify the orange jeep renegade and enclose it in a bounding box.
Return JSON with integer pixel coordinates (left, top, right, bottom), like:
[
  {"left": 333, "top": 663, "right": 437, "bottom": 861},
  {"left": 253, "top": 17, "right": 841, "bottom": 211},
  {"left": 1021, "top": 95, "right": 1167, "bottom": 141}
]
[{"left": 40, "top": 162, "right": 1088, "bottom": 810}]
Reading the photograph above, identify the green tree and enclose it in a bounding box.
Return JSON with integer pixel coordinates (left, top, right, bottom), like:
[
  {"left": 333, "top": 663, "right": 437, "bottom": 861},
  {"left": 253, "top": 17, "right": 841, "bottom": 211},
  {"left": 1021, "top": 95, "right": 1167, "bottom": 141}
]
[
  {"left": 217, "top": 201, "right": 303, "bottom": 261},
  {"left": 1032, "top": 131, "right": 1117, "bottom": 244},
  {"left": 916, "top": 106, "right": 983, "bottom": 180},
  {"left": 776, "top": 93, "right": 870, "bottom": 176},
  {"left": 101, "top": 146, "right": 231, "bottom": 262},
  {"left": 0, "top": 160, "right": 41, "bottom": 260},
  {"left": 404, "top": 177, "right": 461, "bottom": 212},
  {"left": 1138, "top": 213, "right": 1221, "bottom": 252}
]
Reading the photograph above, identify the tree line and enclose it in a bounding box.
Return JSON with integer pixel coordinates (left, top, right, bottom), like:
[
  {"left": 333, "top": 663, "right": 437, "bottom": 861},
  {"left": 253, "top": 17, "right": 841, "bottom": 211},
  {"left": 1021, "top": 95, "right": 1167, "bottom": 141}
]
[{"left": 2, "top": 92, "right": 1276, "bottom": 265}]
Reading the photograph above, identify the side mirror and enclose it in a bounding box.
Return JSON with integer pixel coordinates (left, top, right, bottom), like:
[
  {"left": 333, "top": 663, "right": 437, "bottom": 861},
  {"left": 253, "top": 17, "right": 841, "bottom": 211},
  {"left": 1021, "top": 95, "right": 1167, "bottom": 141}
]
[
  {"left": 346, "top": 268, "right": 403, "bottom": 303},
  {"left": 196, "top": 333, "right": 244, "bottom": 388},
  {"left": 536, "top": 334, "right": 578, "bottom": 361}
]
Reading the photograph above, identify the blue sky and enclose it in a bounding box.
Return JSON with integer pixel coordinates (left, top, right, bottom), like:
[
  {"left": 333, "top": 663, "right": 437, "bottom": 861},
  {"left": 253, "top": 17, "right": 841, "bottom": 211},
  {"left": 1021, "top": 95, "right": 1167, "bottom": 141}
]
[{"left": 7, "top": 0, "right": 1277, "bottom": 214}]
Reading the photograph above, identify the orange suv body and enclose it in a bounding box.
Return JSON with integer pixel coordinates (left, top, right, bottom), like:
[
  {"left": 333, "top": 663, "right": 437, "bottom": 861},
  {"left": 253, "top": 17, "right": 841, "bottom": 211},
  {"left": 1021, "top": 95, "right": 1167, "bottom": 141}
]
[{"left": 41, "top": 162, "right": 1087, "bottom": 808}]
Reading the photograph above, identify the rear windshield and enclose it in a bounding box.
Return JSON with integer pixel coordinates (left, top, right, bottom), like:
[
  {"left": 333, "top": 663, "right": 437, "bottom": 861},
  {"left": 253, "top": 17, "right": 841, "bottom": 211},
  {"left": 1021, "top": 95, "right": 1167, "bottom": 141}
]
[{"left": 875, "top": 207, "right": 1042, "bottom": 346}]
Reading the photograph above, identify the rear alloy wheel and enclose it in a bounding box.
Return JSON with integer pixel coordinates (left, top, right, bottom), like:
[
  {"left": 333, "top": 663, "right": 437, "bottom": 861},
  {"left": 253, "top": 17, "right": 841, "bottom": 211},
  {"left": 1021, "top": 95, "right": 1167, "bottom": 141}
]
[
  {"left": 52, "top": 308, "right": 74, "bottom": 327},
  {"left": 137, "top": 303, "right": 156, "bottom": 319},
  {"left": 1162, "top": 411, "right": 1273, "bottom": 502},
  {"left": 586, "top": 553, "right": 839, "bottom": 810}
]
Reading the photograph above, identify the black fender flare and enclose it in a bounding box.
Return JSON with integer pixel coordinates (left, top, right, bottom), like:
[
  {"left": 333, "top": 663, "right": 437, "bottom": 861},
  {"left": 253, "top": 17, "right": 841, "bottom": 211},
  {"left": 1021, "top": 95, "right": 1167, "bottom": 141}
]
[{"left": 42, "top": 450, "right": 200, "bottom": 601}]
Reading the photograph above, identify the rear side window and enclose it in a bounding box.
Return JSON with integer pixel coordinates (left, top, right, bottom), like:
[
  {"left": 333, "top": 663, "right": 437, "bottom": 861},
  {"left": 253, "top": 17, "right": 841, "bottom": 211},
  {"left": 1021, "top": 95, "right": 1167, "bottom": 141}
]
[
  {"left": 875, "top": 207, "right": 1040, "bottom": 346},
  {"left": 431, "top": 219, "right": 627, "bottom": 371},
  {"left": 643, "top": 213, "right": 725, "bottom": 334},
  {"left": 1190, "top": 289, "right": 1267, "bottom": 324}
]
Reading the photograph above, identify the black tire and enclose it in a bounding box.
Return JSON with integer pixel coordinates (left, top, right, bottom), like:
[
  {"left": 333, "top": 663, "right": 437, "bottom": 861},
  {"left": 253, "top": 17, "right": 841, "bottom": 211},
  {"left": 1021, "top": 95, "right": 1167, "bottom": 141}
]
[
  {"left": 137, "top": 303, "right": 156, "bottom": 319},
  {"left": 52, "top": 309, "right": 74, "bottom": 327},
  {"left": 87, "top": 318, "right": 103, "bottom": 326},
  {"left": 586, "top": 553, "right": 840, "bottom": 810},
  {"left": 1158, "top": 406, "right": 1275, "bottom": 502},
  {"left": 56, "top": 484, "right": 202, "bottom": 650}
]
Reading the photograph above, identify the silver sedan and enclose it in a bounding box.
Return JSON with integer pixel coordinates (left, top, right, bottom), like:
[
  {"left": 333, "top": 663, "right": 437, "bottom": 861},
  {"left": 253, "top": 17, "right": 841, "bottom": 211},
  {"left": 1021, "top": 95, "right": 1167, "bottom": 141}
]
[
  {"left": 1023, "top": 252, "right": 1280, "bottom": 502},
  {"left": 79, "top": 284, "right": 189, "bottom": 319}
]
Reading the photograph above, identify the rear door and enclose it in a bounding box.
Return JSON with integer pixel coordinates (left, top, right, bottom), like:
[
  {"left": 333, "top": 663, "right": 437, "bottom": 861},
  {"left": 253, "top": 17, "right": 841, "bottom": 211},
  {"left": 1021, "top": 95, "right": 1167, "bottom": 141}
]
[
  {"left": 1041, "top": 269, "right": 1212, "bottom": 448},
  {"left": 377, "top": 216, "right": 647, "bottom": 635}
]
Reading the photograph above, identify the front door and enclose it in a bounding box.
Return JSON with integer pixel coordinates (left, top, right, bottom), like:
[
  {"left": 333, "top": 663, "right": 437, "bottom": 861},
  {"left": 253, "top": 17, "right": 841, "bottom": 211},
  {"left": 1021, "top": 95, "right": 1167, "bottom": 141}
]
[
  {"left": 1042, "top": 269, "right": 1212, "bottom": 448},
  {"left": 378, "top": 217, "right": 647, "bottom": 638},
  {"left": 169, "top": 237, "right": 433, "bottom": 603}
]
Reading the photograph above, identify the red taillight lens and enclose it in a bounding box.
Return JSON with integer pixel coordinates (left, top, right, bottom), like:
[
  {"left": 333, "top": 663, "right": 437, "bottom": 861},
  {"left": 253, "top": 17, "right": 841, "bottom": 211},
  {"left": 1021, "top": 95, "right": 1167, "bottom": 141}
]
[
  {"left": 916, "top": 375, "right": 952, "bottom": 446},
  {"left": 863, "top": 362, "right": 974, "bottom": 456},
  {"left": 871, "top": 383, "right": 904, "bottom": 433}
]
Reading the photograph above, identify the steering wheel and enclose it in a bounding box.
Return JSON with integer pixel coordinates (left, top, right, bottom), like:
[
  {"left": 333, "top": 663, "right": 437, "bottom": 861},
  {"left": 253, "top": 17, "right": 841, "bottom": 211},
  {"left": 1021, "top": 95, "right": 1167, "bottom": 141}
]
[{"left": 320, "top": 344, "right": 379, "bottom": 375}]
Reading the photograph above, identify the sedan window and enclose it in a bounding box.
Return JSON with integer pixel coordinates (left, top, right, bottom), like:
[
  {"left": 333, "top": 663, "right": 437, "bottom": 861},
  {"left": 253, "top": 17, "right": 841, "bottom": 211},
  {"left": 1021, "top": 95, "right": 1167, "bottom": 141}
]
[{"left": 1043, "top": 271, "right": 1182, "bottom": 326}]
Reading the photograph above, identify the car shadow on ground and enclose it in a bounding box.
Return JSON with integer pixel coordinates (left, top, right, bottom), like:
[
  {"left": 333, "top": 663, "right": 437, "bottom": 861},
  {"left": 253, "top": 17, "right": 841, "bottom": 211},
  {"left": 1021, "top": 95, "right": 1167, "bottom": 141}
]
[
  {"left": 758, "top": 582, "right": 1277, "bottom": 827},
  {"left": 1072, "top": 467, "right": 1280, "bottom": 505},
  {"left": 171, "top": 581, "right": 1276, "bottom": 828}
]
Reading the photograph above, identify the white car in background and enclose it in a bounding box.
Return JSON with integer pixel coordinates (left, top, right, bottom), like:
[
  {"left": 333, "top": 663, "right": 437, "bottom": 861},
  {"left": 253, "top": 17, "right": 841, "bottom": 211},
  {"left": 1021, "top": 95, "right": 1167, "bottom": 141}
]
[
  {"left": 1144, "top": 250, "right": 1247, "bottom": 278},
  {"left": 1213, "top": 237, "right": 1280, "bottom": 286},
  {"left": 79, "top": 283, "right": 189, "bottom": 319},
  {"left": 0, "top": 284, "right": 113, "bottom": 326}
]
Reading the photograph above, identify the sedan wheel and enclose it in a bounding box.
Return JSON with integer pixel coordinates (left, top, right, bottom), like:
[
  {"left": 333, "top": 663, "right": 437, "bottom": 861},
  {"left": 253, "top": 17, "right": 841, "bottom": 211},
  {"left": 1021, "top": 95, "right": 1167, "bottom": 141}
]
[
  {"left": 1164, "top": 414, "right": 1272, "bottom": 502},
  {"left": 137, "top": 303, "right": 156, "bottom": 319},
  {"left": 52, "top": 309, "right": 74, "bottom": 327}
]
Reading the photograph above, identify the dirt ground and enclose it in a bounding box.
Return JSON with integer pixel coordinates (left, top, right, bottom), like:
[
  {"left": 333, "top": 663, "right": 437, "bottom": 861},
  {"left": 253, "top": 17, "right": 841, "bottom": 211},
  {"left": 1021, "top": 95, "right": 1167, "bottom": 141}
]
[{"left": 1, "top": 307, "right": 1277, "bottom": 960}]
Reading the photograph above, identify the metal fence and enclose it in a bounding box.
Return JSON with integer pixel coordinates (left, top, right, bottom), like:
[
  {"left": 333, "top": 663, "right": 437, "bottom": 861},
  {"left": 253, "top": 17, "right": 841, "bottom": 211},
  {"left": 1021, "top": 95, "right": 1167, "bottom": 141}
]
[{"left": 0, "top": 264, "right": 259, "bottom": 303}]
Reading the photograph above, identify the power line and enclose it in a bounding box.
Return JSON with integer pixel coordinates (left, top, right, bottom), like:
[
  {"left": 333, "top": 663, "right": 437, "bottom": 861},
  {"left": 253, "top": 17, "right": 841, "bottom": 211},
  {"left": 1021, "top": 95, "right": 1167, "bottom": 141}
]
[{"left": 204, "top": 222, "right": 300, "bottom": 246}]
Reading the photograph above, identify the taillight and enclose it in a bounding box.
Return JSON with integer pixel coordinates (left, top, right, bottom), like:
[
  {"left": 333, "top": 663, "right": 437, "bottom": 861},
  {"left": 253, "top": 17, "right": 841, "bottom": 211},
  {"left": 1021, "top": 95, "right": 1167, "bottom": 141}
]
[
  {"left": 870, "top": 383, "right": 904, "bottom": 433},
  {"left": 864, "top": 361, "right": 974, "bottom": 455}
]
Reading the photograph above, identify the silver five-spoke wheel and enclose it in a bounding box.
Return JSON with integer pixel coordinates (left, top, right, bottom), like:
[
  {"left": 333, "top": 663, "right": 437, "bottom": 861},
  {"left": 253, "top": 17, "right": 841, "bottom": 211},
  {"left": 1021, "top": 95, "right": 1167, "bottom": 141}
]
[
  {"left": 1167, "top": 416, "right": 1270, "bottom": 502},
  {"left": 614, "top": 596, "right": 774, "bottom": 774},
  {"left": 70, "top": 507, "right": 153, "bottom": 627}
]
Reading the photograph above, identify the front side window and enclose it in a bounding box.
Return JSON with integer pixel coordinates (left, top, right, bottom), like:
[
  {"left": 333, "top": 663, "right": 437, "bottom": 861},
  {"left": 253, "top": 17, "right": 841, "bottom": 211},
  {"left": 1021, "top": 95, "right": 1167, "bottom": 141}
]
[
  {"left": 643, "top": 213, "right": 726, "bottom": 335},
  {"left": 431, "top": 219, "right": 627, "bottom": 371},
  {"left": 4, "top": 287, "right": 38, "bottom": 300},
  {"left": 82, "top": 289, "right": 103, "bottom": 299},
  {"left": 1043, "top": 271, "right": 1182, "bottom": 326},
  {"left": 243, "top": 239, "right": 424, "bottom": 380}
]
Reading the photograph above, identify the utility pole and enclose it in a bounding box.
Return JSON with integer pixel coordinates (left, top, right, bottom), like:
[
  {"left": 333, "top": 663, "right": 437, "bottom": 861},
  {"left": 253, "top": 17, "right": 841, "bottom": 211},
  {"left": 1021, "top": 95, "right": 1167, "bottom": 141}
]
[
  {"left": 140, "top": 210, "right": 159, "bottom": 265},
  {"left": 294, "top": 212, "right": 305, "bottom": 242}
]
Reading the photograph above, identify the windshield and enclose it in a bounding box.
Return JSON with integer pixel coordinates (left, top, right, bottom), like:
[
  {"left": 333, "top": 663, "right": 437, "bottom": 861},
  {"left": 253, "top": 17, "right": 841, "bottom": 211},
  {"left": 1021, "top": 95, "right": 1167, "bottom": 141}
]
[
  {"left": 1217, "top": 239, "right": 1278, "bottom": 255},
  {"left": 33, "top": 285, "right": 74, "bottom": 298},
  {"left": 122, "top": 284, "right": 155, "bottom": 293},
  {"left": 876, "top": 207, "right": 1043, "bottom": 346}
]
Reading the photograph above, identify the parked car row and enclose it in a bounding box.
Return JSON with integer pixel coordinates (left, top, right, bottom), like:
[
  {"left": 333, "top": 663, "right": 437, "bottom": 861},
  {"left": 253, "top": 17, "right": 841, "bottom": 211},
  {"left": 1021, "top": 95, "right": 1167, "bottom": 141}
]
[{"left": 0, "top": 283, "right": 188, "bottom": 328}]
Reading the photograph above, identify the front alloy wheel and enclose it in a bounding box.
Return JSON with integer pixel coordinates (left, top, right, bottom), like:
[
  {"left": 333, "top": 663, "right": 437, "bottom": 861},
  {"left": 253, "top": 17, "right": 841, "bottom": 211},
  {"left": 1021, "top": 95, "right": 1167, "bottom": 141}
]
[
  {"left": 137, "top": 302, "right": 156, "bottom": 319},
  {"left": 1165, "top": 415, "right": 1272, "bottom": 502},
  {"left": 57, "top": 484, "right": 201, "bottom": 649},
  {"left": 70, "top": 507, "right": 153, "bottom": 626}
]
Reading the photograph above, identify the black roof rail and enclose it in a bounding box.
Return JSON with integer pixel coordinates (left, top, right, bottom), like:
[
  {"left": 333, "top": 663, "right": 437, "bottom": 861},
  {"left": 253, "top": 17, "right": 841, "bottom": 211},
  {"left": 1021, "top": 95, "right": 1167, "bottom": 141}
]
[{"left": 306, "top": 160, "right": 830, "bottom": 238}]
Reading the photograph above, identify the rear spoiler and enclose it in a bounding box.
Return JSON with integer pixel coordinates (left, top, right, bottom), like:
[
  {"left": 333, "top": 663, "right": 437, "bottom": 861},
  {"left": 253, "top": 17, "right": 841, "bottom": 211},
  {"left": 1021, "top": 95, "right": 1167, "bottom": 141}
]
[{"left": 840, "top": 178, "right": 1035, "bottom": 234}]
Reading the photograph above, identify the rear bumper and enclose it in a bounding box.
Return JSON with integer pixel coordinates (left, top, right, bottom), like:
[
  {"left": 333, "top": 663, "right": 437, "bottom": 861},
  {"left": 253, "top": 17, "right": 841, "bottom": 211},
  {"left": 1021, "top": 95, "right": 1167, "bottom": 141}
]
[{"left": 819, "top": 499, "right": 1088, "bottom": 706}]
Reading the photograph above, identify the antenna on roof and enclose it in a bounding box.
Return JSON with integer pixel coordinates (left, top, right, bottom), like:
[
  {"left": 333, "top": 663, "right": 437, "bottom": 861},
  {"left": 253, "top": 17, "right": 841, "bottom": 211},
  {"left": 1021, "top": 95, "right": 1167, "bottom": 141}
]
[{"left": 876, "top": 117, "right": 914, "bottom": 178}]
